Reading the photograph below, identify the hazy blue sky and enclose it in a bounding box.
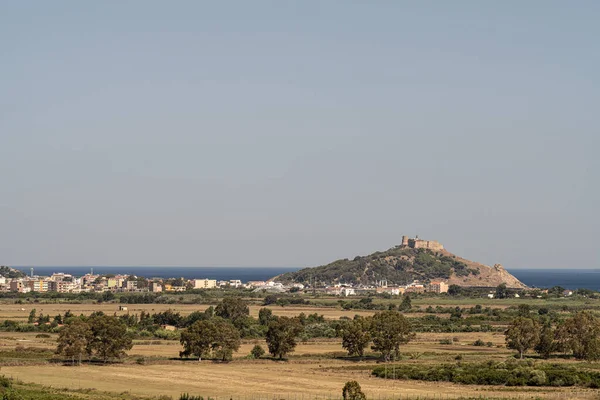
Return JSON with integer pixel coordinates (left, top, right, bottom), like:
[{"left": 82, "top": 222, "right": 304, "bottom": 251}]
[{"left": 1, "top": 1, "right": 598, "bottom": 269}]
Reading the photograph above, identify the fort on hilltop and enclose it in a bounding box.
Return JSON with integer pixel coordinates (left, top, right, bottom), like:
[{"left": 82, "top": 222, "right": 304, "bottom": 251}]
[{"left": 401, "top": 235, "right": 444, "bottom": 251}]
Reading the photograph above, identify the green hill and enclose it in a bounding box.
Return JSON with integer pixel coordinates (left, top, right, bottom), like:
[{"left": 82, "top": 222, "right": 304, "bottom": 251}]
[{"left": 274, "top": 244, "right": 527, "bottom": 288}]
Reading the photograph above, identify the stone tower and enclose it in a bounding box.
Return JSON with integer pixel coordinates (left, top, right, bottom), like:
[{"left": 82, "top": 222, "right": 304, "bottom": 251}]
[{"left": 401, "top": 236, "right": 409, "bottom": 246}]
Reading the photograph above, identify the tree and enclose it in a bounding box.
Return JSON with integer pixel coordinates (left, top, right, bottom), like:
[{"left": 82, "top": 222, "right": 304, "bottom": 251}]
[
  {"left": 495, "top": 283, "right": 508, "bottom": 299},
  {"left": 342, "top": 318, "right": 371, "bottom": 358},
  {"left": 56, "top": 319, "right": 92, "bottom": 365},
  {"left": 27, "top": 309, "right": 36, "bottom": 324},
  {"left": 448, "top": 284, "right": 462, "bottom": 296},
  {"left": 180, "top": 320, "right": 216, "bottom": 361},
  {"left": 370, "top": 311, "right": 414, "bottom": 361},
  {"left": 342, "top": 381, "right": 366, "bottom": 400},
  {"left": 535, "top": 318, "right": 554, "bottom": 359},
  {"left": 258, "top": 308, "right": 274, "bottom": 326},
  {"left": 399, "top": 295, "right": 412, "bottom": 311},
  {"left": 555, "top": 311, "right": 600, "bottom": 360},
  {"left": 517, "top": 304, "right": 531, "bottom": 317},
  {"left": 87, "top": 314, "right": 133, "bottom": 363},
  {"left": 212, "top": 319, "right": 241, "bottom": 361},
  {"left": 265, "top": 317, "right": 303, "bottom": 359},
  {"left": 215, "top": 297, "right": 250, "bottom": 329},
  {"left": 179, "top": 318, "right": 241, "bottom": 361},
  {"left": 505, "top": 317, "right": 540, "bottom": 359},
  {"left": 250, "top": 344, "right": 265, "bottom": 359}
]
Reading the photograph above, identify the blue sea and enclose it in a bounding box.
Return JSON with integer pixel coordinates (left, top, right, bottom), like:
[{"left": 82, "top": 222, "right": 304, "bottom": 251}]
[
  {"left": 508, "top": 269, "right": 600, "bottom": 291},
  {"left": 13, "top": 266, "right": 300, "bottom": 282},
  {"left": 11, "top": 267, "right": 600, "bottom": 290}
]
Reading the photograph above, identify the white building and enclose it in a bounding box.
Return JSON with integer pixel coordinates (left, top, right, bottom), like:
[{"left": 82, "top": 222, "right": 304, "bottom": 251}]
[{"left": 192, "top": 279, "right": 217, "bottom": 289}]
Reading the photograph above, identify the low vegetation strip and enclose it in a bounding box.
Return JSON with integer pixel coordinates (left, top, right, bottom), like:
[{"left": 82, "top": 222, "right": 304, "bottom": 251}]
[{"left": 372, "top": 360, "right": 600, "bottom": 388}]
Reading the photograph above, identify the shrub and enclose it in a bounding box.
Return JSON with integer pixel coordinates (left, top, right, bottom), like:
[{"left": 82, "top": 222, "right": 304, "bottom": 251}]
[
  {"left": 452, "top": 337, "right": 460, "bottom": 342},
  {"left": 342, "top": 381, "right": 366, "bottom": 400},
  {"left": 136, "top": 357, "right": 146, "bottom": 365},
  {"left": 439, "top": 338, "right": 452, "bottom": 345},
  {"left": 372, "top": 361, "right": 600, "bottom": 388},
  {"left": 0, "top": 375, "right": 12, "bottom": 388},
  {"left": 472, "top": 339, "right": 485, "bottom": 346},
  {"left": 250, "top": 344, "right": 265, "bottom": 359},
  {"left": 35, "top": 333, "right": 51, "bottom": 338}
]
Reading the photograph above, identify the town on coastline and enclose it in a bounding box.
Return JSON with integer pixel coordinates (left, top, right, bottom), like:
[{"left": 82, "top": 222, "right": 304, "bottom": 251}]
[{"left": 0, "top": 268, "right": 450, "bottom": 296}]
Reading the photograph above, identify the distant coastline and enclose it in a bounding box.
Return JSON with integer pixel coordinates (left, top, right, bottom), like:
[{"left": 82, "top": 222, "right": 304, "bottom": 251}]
[
  {"left": 12, "top": 266, "right": 300, "bottom": 282},
  {"left": 10, "top": 266, "right": 600, "bottom": 291}
]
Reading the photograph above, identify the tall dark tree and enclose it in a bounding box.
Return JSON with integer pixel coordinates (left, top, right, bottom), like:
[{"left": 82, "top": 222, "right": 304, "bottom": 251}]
[
  {"left": 342, "top": 317, "right": 371, "bottom": 358},
  {"left": 555, "top": 311, "right": 600, "bottom": 361},
  {"left": 215, "top": 297, "right": 250, "bottom": 329},
  {"left": 180, "top": 320, "right": 216, "bottom": 361},
  {"left": 505, "top": 317, "right": 540, "bottom": 359},
  {"left": 370, "top": 311, "right": 414, "bottom": 361},
  {"left": 399, "top": 295, "right": 412, "bottom": 311},
  {"left": 265, "top": 317, "right": 303, "bottom": 359},
  {"left": 87, "top": 314, "right": 133, "bottom": 363},
  {"left": 179, "top": 318, "right": 241, "bottom": 361},
  {"left": 258, "top": 308, "right": 274, "bottom": 326},
  {"left": 495, "top": 283, "right": 508, "bottom": 299},
  {"left": 56, "top": 319, "right": 92, "bottom": 365},
  {"left": 535, "top": 318, "right": 555, "bottom": 359}
]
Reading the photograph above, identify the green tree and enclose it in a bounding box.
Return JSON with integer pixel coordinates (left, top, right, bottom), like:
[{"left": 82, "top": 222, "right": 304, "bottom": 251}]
[
  {"left": 370, "top": 310, "right": 414, "bottom": 361},
  {"left": 27, "top": 309, "right": 36, "bottom": 324},
  {"left": 342, "top": 317, "right": 371, "bottom": 358},
  {"left": 342, "top": 381, "right": 366, "bottom": 400},
  {"left": 215, "top": 297, "right": 250, "bottom": 329},
  {"left": 448, "top": 284, "right": 462, "bottom": 296},
  {"left": 399, "top": 295, "right": 412, "bottom": 311},
  {"left": 534, "top": 318, "right": 554, "bottom": 359},
  {"left": 265, "top": 317, "right": 303, "bottom": 359},
  {"left": 555, "top": 311, "right": 600, "bottom": 360},
  {"left": 258, "top": 307, "right": 274, "bottom": 326},
  {"left": 212, "top": 319, "right": 241, "bottom": 361},
  {"left": 180, "top": 320, "right": 216, "bottom": 361},
  {"left": 179, "top": 319, "right": 241, "bottom": 361},
  {"left": 56, "top": 319, "right": 92, "bottom": 365},
  {"left": 495, "top": 283, "right": 508, "bottom": 299},
  {"left": 250, "top": 344, "right": 265, "bottom": 359},
  {"left": 87, "top": 314, "right": 133, "bottom": 363},
  {"left": 505, "top": 317, "right": 540, "bottom": 359}
]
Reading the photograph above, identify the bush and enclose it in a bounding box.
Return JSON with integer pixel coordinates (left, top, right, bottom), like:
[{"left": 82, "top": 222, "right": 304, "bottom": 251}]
[
  {"left": 372, "top": 361, "right": 600, "bottom": 388},
  {"left": 250, "top": 344, "right": 265, "bottom": 359},
  {"left": 0, "top": 375, "right": 12, "bottom": 388},
  {"left": 35, "top": 333, "right": 51, "bottom": 338},
  {"left": 472, "top": 339, "right": 486, "bottom": 346},
  {"left": 439, "top": 338, "right": 452, "bottom": 345},
  {"left": 342, "top": 381, "right": 366, "bottom": 400}
]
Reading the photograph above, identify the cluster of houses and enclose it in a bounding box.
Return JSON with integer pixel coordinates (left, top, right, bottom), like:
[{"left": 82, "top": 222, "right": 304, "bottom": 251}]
[
  {"left": 0, "top": 272, "right": 307, "bottom": 294},
  {"left": 324, "top": 280, "right": 449, "bottom": 296}
]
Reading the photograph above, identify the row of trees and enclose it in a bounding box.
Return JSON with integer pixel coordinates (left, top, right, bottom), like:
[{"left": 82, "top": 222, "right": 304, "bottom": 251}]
[
  {"left": 180, "top": 314, "right": 305, "bottom": 361},
  {"left": 56, "top": 313, "right": 133, "bottom": 364},
  {"left": 341, "top": 311, "right": 415, "bottom": 361},
  {"left": 505, "top": 311, "right": 600, "bottom": 360}
]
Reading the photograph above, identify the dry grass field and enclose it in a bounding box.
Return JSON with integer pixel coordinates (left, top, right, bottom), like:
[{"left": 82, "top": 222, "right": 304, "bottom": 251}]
[
  {"left": 0, "top": 303, "right": 376, "bottom": 322},
  {"left": 2, "top": 299, "right": 598, "bottom": 399},
  {"left": 3, "top": 361, "right": 593, "bottom": 399}
]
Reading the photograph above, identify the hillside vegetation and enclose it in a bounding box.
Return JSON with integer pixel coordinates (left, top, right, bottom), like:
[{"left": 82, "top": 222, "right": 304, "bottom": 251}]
[
  {"left": 275, "top": 245, "right": 526, "bottom": 288},
  {"left": 276, "top": 246, "right": 479, "bottom": 286}
]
